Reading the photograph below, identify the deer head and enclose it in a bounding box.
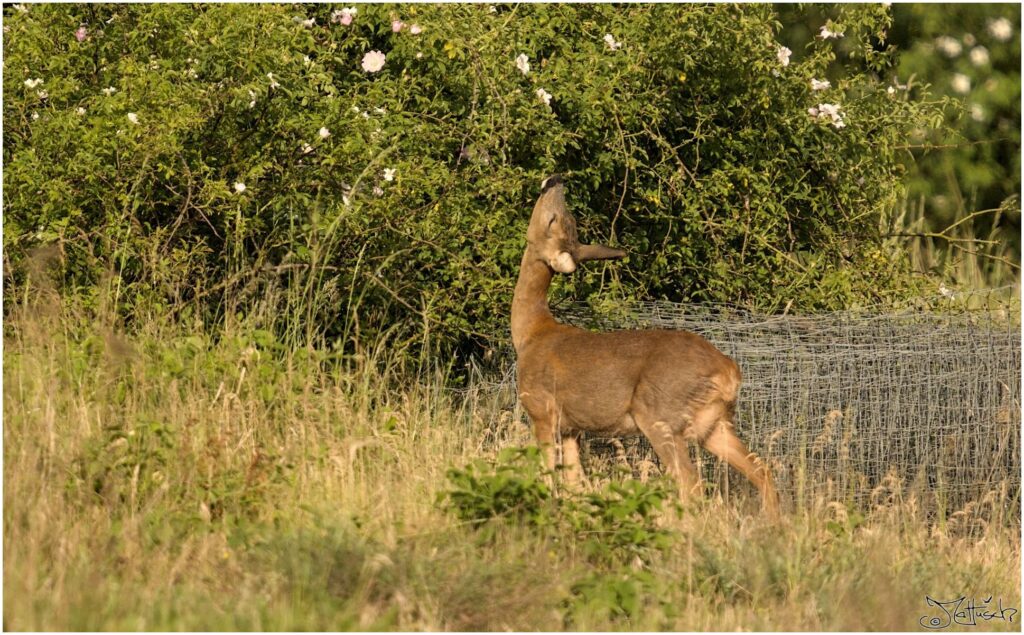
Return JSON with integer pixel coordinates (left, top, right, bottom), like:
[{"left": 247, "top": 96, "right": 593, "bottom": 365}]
[{"left": 526, "top": 175, "right": 626, "bottom": 274}]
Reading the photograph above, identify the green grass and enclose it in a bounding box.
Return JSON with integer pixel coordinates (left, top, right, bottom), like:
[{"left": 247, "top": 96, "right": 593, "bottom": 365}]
[{"left": 4, "top": 297, "right": 1020, "bottom": 631}]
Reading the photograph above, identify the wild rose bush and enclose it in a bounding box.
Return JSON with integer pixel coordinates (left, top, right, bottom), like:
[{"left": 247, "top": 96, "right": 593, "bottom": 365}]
[{"left": 3, "top": 4, "right": 942, "bottom": 355}]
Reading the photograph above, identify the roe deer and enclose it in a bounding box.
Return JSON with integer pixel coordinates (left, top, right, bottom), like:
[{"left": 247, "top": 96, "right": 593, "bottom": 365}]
[{"left": 511, "top": 175, "right": 779, "bottom": 515}]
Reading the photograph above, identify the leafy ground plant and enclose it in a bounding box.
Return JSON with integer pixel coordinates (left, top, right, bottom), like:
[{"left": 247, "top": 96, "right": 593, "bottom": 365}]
[
  {"left": 440, "top": 448, "right": 675, "bottom": 563},
  {"left": 440, "top": 446, "right": 555, "bottom": 529}
]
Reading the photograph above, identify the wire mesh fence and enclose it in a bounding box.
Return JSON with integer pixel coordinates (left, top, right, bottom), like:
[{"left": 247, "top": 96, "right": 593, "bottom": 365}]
[{"left": 463, "top": 292, "right": 1021, "bottom": 516}]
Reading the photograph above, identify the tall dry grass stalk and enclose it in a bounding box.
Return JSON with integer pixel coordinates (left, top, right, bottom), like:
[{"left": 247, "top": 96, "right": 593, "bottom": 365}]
[{"left": 890, "top": 196, "right": 1021, "bottom": 303}]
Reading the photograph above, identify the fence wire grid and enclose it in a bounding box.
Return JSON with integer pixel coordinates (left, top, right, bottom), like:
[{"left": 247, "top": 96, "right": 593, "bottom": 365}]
[{"left": 467, "top": 295, "right": 1021, "bottom": 515}]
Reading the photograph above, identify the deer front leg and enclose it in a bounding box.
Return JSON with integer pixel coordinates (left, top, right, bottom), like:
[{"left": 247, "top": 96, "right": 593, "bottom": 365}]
[
  {"left": 560, "top": 430, "right": 584, "bottom": 487},
  {"left": 702, "top": 423, "right": 780, "bottom": 517},
  {"left": 530, "top": 415, "right": 558, "bottom": 474}
]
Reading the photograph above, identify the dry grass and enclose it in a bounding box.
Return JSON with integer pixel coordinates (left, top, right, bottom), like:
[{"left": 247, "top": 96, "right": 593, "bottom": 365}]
[
  {"left": 3, "top": 295, "right": 1020, "bottom": 631},
  {"left": 891, "top": 196, "right": 1021, "bottom": 302}
]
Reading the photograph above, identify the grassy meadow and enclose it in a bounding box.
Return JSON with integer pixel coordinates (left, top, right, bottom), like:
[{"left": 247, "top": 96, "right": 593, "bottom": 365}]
[{"left": 3, "top": 289, "right": 1019, "bottom": 632}]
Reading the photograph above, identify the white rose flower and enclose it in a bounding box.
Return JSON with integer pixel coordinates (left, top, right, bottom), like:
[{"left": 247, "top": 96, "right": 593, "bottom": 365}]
[
  {"left": 818, "top": 103, "right": 838, "bottom": 118},
  {"left": 951, "top": 73, "right": 971, "bottom": 95},
  {"left": 935, "top": 36, "right": 962, "bottom": 58},
  {"left": 361, "top": 50, "right": 386, "bottom": 73},
  {"left": 809, "top": 102, "right": 846, "bottom": 129},
  {"left": 127, "top": 112, "right": 139, "bottom": 124},
  {"left": 536, "top": 87, "right": 552, "bottom": 107},
  {"left": 777, "top": 46, "right": 791, "bottom": 67},
  {"left": 818, "top": 25, "right": 845, "bottom": 39},
  {"left": 515, "top": 53, "right": 530, "bottom": 76},
  {"left": 969, "top": 46, "right": 989, "bottom": 67},
  {"left": 811, "top": 78, "right": 831, "bottom": 91},
  {"left": 987, "top": 17, "right": 1013, "bottom": 42},
  {"left": 234, "top": 182, "right": 247, "bottom": 194},
  {"left": 383, "top": 168, "right": 396, "bottom": 182}
]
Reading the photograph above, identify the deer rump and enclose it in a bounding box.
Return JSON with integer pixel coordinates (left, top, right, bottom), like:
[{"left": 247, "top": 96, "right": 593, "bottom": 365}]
[{"left": 516, "top": 325, "right": 740, "bottom": 441}]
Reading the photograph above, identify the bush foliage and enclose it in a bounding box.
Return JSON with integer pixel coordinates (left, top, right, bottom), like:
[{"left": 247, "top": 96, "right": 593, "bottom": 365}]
[
  {"left": 891, "top": 5, "right": 1020, "bottom": 243},
  {"left": 4, "top": 4, "right": 944, "bottom": 355}
]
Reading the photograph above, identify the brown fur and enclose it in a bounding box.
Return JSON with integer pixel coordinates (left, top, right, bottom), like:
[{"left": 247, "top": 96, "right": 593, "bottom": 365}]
[{"left": 511, "top": 176, "right": 779, "bottom": 515}]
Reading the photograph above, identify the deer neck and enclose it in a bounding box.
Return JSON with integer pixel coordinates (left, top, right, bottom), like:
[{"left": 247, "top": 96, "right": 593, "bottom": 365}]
[{"left": 511, "top": 250, "right": 557, "bottom": 353}]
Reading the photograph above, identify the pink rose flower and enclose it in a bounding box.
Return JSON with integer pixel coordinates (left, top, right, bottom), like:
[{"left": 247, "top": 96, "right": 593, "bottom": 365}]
[{"left": 331, "top": 8, "right": 355, "bottom": 25}]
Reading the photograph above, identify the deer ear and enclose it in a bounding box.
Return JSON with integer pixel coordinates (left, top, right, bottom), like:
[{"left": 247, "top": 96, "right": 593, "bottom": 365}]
[
  {"left": 540, "top": 174, "right": 563, "bottom": 191},
  {"left": 577, "top": 243, "right": 626, "bottom": 262}
]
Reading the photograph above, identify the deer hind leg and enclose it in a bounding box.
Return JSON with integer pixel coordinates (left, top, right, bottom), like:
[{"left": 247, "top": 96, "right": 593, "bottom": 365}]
[
  {"left": 632, "top": 416, "right": 700, "bottom": 501},
  {"left": 560, "top": 430, "right": 585, "bottom": 487},
  {"left": 671, "top": 433, "right": 702, "bottom": 497},
  {"left": 702, "top": 421, "right": 780, "bottom": 517}
]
